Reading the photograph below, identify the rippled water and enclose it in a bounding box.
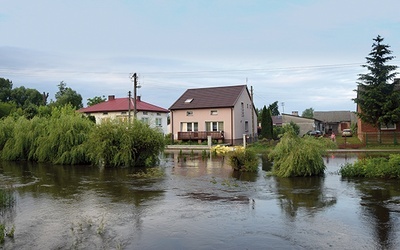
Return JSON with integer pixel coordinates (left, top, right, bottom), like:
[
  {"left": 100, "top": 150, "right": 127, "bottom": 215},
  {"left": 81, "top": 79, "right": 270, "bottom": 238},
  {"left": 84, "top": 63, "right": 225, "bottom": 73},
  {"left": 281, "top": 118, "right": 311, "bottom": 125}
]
[{"left": 1, "top": 152, "right": 400, "bottom": 249}]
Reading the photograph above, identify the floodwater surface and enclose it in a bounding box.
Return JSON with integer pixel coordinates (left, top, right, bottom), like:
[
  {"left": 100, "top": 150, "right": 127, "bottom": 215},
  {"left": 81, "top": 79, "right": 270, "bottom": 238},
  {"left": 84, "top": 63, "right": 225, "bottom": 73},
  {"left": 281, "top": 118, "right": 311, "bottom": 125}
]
[{"left": 1, "top": 152, "right": 400, "bottom": 250}]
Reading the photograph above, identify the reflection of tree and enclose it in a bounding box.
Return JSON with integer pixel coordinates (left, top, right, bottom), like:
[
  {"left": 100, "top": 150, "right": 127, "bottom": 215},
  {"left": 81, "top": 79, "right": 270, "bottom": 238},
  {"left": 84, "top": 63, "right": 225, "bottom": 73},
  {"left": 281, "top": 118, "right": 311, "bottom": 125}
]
[
  {"left": 275, "top": 177, "right": 336, "bottom": 219},
  {"left": 354, "top": 181, "right": 400, "bottom": 250},
  {"left": 261, "top": 154, "right": 273, "bottom": 172}
]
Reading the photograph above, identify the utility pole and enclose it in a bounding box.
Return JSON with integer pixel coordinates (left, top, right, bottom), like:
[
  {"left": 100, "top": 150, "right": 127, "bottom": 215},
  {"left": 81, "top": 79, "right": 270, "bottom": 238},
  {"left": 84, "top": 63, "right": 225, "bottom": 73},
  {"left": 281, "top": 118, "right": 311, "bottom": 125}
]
[
  {"left": 251, "top": 86, "right": 255, "bottom": 143},
  {"left": 128, "top": 91, "right": 132, "bottom": 124},
  {"left": 130, "top": 73, "right": 138, "bottom": 119},
  {"left": 133, "top": 73, "right": 138, "bottom": 119}
]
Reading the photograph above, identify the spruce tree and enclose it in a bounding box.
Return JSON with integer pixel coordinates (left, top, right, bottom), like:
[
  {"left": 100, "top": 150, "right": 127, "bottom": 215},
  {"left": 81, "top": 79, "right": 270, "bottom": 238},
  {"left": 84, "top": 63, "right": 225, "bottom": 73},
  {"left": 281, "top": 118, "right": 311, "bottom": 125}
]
[
  {"left": 266, "top": 108, "right": 273, "bottom": 139},
  {"left": 354, "top": 35, "right": 399, "bottom": 130},
  {"left": 260, "top": 105, "right": 268, "bottom": 139}
]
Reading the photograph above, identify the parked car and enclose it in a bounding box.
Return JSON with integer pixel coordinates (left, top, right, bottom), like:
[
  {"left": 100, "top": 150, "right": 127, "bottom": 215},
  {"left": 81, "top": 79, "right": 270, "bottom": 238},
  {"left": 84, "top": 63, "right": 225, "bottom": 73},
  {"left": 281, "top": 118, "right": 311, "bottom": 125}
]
[
  {"left": 342, "top": 129, "right": 352, "bottom": 137},
  {"left": 305, "top": 130, "right": 323, "bottom": 137}
]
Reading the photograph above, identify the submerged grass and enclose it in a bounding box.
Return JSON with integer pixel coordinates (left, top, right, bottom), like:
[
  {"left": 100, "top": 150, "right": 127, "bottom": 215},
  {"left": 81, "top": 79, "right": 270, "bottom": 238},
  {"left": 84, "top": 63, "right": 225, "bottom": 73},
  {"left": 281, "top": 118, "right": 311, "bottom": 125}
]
[{"left": 0, "top": 187, "right": 15, "bottom": 209}]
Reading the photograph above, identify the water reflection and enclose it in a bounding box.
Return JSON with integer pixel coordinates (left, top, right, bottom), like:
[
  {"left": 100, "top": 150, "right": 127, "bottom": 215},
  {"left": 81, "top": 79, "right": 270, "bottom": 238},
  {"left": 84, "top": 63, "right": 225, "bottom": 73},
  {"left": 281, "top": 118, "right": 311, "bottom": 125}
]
[
  {"left": 275, "top": 176, "right": 336, "bottom": 219},
  {"left": 350, "top": 179, "right": 400, "bottom": 250},
  {"left": 1, "top": 152, "right": 400, "bottom": 249}
]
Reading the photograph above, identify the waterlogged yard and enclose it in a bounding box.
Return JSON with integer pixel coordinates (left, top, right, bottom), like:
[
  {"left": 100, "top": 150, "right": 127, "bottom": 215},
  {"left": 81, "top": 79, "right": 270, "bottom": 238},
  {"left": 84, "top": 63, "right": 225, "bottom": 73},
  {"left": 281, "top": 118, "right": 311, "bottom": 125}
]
[{"left": 1, "top": 151, "right": 400, "bottom": 249}]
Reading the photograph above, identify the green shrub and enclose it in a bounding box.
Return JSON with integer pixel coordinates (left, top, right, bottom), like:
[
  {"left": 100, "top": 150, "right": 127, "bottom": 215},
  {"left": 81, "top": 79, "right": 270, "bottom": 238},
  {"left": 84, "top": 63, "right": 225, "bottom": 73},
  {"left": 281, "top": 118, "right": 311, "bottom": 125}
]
[
  {"left": 269, "top": 126, "right": 335, "bottom": 177},
  {"left": 86, "top": 119, "right": 165, "bottom": 167},
  {"left": 340, "top": 154, "right": 400, "bottom": 178},
  {"left": 228, "top": 146, "right": 259, "bottom": 172}
]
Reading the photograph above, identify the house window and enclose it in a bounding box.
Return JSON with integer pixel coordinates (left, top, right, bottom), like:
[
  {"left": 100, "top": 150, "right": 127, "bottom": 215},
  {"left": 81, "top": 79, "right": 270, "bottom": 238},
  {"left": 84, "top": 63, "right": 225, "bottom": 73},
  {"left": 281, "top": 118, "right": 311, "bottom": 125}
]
[
  {"left": 143, "top": 111, "right": 148, "bottom": 115},
  {"left": 141, "top": 117, "right": 149, "bottom": 124},
  {"left": 187, "top": 111, "right": 193, "bottom": 116},
  {"left": 182, "top": 122, "right": 198, "bottom": 132},
  {"left": 121, "top": 111, "right": 127, "bottom": 115},
  {"left": 157, "top": 113, "right": 161, "bottom": 116},
  {"left": 210, "top": 110, "right": 218, "bottom": 115},
  {"left": 185, "top": 98, "right": 193, "bottom": 103},
  {"left": 241, "top": 102, "right": 244, "bottom": 117},
  {"left": 381, "top": 123, "right": 396, "bottom": 130},
  {"left": 103, "top": 112, "right": 108, "bottom": 115},
  {"left": 245, "top": 121, "right": 249, "bottom": 132},
  {"left": 155, "top": 118, "right": 162, "bottom": 127},
  {"left": 205, "top": 121, "right": 224, "bottom": 132}
]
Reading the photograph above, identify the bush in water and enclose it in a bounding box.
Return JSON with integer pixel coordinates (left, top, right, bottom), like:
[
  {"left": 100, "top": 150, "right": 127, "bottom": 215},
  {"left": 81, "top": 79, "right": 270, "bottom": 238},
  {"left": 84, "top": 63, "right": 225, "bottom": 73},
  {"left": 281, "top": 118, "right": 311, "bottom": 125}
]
[
  {"left": 228, "top": 146, "right": 259, "bottom": 172},
  {"left": 0, "top": 105, "right": 165, "bottom": 167},
  {"left": 86, "top": 119, "right": 165, "bottom": 167},
  {"left": 340, "top": 154, "right": 400, "bottom": 178},
  {"left": 269, "top": 125, "right": 335, "bottom": 177}
]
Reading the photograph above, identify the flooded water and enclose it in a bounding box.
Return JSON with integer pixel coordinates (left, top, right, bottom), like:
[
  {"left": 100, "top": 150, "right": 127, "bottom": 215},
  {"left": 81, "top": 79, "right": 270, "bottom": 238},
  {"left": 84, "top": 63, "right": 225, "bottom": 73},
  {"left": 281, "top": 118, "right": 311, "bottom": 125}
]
[{"left": 1, "top": 152, "right": 400, "bottom": 250}]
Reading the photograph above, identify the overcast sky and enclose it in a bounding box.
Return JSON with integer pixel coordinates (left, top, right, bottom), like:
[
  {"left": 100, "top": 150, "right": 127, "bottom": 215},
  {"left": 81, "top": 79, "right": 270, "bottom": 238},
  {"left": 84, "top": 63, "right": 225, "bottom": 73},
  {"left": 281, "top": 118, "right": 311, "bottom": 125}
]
[{"left": 1, "top": 0, "right": 400, "bottom": 114}]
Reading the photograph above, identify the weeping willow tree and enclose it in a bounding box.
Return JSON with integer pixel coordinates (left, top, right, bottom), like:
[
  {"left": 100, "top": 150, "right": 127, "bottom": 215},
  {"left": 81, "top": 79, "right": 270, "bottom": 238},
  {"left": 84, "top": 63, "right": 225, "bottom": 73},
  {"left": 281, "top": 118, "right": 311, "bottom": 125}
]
[
  {"left": 0, "top": 116, "right": 45, "bottom": 161},
  {"left": 0, "top": 105, "right": 94, "bottom": 164},
  {"left": 269, "top": 125, "right": 336, "bottom": 177},
  {"left": 86, "top": 119, "right": 165, "bottom": 167},
  {"left": 34, "top": 105, "right": 94, "bottom": 164}
]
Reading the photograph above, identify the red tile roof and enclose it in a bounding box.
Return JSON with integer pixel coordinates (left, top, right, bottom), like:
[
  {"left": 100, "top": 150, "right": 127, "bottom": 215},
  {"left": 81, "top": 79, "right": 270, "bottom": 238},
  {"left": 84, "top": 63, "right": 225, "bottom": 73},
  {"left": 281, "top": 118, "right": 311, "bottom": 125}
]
[
  {"left": 78, "top": 97, "right": 169, "bottom": 113},
  {"left": 169, "top": 85, "right": 248, "bottom": 110}
]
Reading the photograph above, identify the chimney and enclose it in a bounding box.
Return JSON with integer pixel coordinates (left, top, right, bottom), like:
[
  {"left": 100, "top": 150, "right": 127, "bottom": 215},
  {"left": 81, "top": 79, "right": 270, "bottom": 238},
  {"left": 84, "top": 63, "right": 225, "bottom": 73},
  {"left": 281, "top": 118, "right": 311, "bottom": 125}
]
[
  {"left": 292, "top": 111, "right": 299, "bottom": 116},
  {"left": 108, "top": 95, "right": 115, "bottom": 101},
  {"left": 137, "top": 96, "right": 141, "bottom": 101}
]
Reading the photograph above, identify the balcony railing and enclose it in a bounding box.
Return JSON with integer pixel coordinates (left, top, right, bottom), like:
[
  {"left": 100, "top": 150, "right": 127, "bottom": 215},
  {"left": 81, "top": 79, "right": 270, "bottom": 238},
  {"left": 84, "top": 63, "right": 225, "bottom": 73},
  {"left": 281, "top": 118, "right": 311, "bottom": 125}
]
[{"left": 178, "top": 131, "right": 224, "bottom": 141}]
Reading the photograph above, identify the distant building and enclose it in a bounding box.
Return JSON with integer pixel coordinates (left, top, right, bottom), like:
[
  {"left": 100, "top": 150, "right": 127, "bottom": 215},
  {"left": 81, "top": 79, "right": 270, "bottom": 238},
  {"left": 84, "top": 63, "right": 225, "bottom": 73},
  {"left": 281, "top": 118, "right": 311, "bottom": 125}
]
[
  {"left": 78, "top": 95, "right": 169, "bottom": 135},
  {"left": 314, "top": 111, "right": 356, "bottom": 135}
]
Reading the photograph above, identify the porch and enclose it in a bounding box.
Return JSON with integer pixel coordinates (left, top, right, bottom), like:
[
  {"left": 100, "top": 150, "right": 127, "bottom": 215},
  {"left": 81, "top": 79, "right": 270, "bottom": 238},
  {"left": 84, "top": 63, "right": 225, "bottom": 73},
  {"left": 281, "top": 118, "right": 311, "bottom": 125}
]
[{"left": 177, "top": 131, "right": 224, "bottom": 143}]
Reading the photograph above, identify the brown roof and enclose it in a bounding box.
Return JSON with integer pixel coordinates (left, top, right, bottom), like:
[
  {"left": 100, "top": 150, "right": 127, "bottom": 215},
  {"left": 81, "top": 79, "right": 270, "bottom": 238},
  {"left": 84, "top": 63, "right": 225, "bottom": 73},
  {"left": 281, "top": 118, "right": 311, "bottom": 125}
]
[
  {"left": 169, "top": 85, "right": 248, "bottom": 110},
  {"left": 79, "top": 96, "right": 169, "bottom": 114}
]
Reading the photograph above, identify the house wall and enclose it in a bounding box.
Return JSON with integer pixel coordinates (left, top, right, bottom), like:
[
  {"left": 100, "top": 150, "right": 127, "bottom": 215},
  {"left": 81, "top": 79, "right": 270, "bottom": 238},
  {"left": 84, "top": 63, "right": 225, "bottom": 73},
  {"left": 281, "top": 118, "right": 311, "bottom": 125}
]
[
  {"left": 90, "top": 111, "right": 169, "bottom": 134},
  {"left": 171, "top": 107, "right": 233, "bottom": 140},
  {"left": 170, "top": 96, "right": 257, "bottom": 145},
  {"left": 231, "top": 91, "right": 258, "bottom": 145}
]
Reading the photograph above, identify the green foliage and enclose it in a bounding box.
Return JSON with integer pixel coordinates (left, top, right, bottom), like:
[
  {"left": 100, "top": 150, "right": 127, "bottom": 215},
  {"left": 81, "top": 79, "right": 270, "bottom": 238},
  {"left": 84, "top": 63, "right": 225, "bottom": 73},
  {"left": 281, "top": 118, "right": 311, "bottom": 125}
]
[
  {"left": 268, "top": 101, "right": 280, "bottom": 116},
  {"left": 353, "top": 35, "right": 399, "bottom": 129},
  {"left": 0, "top": 187, "right": 15, "bottom": 209},
  {"left": 340, "top": 154, "right": 400, "bottom": 178},
  {"left": 54, "top": 81, "right": 83, "bottom": 109},
  {"left": 228, "top": 147, "right": 259, "bottom": 172},
  {"left": 0, "top": 78, "right": 12, "bottom": 102},
  {"left": 260, "top": 106, "right": 273, "bottom": 139},
  {"left": 288, "top": 121, "right": 300, "bottom": 135},
  {"left": 10, "top": 86, "right": 43, "bottom": 107},
  {"left": 0, "top": 105, "right": 93, "bottom": 164},
  {"left": 302, "top": 108, "right": 314, "bottom": 118},
  {"left": 0, "top": 106, "right": 166, "bottom": 167},
  {"left": 87, "top": 95, "right": 106, "bottom": 106},
  {"left": 86, "top": 119, "right": 165, "bottom": 167},
  {"left": 127, "top": 167, "right": 165, "bottom": 178},
  {"left": 0, "top": 224, "right": 4, "bottom": 244},
  {"left": 269, "top": 126, "right": 335, "bottom": 177},
  {"left": 0, "top": 102, "right": 17, "bottom": 119}
]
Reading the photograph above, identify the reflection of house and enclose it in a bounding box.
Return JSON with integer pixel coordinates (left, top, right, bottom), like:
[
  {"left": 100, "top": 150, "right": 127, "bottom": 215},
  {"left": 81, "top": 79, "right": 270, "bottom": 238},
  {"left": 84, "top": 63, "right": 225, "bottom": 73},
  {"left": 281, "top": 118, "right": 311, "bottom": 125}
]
[
  {"left": 78, "top": 95, "right": 169, "bottom": 134},
  {"left": 169, "top": 85, "right": 258, "bottom": 145},
  {"left": 272, "top": 112, "right": 322, "bottom": 136},
  {"left": 314, "top": 111, "right": 356, "bottom": 135}
]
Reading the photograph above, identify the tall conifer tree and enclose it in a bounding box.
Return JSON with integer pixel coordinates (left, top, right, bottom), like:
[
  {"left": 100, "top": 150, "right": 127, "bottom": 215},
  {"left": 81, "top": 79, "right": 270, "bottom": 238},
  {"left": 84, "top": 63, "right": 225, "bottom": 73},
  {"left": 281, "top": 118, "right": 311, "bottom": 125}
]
[{"left": 354, "top": 35, "right": 399, "bottom": 130}]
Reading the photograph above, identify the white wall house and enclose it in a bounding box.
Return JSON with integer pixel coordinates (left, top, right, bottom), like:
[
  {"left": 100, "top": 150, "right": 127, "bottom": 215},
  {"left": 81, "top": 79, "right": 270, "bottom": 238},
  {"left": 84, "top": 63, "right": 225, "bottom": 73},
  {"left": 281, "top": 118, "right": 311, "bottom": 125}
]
[{"left": 79, "top": 95, "right": 169, "bottom": 135}]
